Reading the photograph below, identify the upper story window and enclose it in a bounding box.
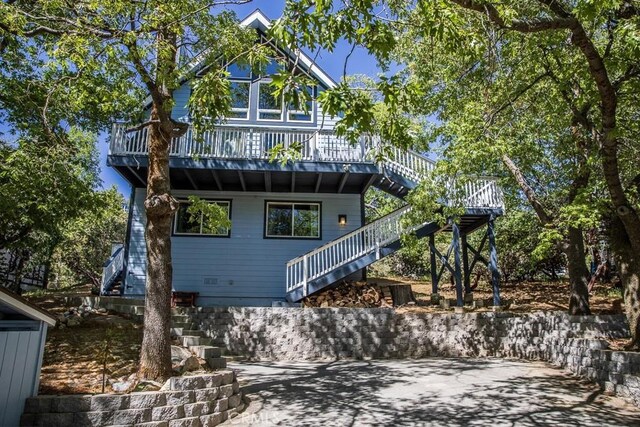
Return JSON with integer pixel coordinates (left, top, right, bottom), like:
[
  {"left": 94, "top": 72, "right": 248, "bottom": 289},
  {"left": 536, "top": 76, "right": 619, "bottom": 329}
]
[
  {"left": 229, "top": 81, "right": 250, "bottom": 119},
  {"left": 288, "top": 85, "right": 314, "bottom": 123},
  {"left": 258, "top": 82, "right": 283, "bottom": 121},
  {"left": 174, "top": 200, "right": 231, "bottom": 237}
]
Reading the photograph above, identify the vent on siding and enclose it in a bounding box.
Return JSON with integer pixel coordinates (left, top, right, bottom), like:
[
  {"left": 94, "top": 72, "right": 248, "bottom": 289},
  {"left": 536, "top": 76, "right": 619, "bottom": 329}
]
[{"left": 203, "top": 277, "right": 218, "bottom": 285}]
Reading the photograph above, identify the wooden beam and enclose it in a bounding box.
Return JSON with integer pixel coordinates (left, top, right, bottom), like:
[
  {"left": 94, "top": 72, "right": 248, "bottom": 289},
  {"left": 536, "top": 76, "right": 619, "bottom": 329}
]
[
  {"left": 314, "top": 173, "right": 322, "bottom": 193},
  {"left": 487, "top": 217, "right": 501, "bottom": 307},
  {"left": 452, "top": 221, "right": 463, "bottom": 307},
  {"left": 238, "top": 170, "right": 246, "bottom": 191},
  {"left": 361, "top": 174, "right": 378, "bottom": 194},
  {"left": 126, "top": 166, "right": 146, "bottom": 187},
  {"left": 462, "top": 234, "right": 471, "bottom": 295},
  {"left": 429, "top": 234, "right": 438, "bottom": 295},
  {"left": 291, "top": 171, "right": 296, "bottom": 192},
  {"left": 337, "top": 172, "right": 349, "bottom": 193},
  {"left": 184, "top": 169, "right": 198, "bottom": 190},
  {"left": 211, "top": 170, "right": 223, "bottom": 191},
  {"left": 265, "top": 172, "right": 271, "bottom": 192}
]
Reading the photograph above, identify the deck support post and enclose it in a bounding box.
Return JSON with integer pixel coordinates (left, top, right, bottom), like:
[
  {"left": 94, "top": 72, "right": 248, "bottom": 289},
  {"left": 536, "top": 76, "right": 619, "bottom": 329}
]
[
  {"left": 462, "top": 234, "right": 472, "bottom": 299},
  {"left": 429, "top": 234, "right": 438, "bottom": 296},
  {"left": 451, "top": 221, "right": 463, "bottom": 307},
  {"left": 487, "top": 216, "right": 501, "bottom": 307}
]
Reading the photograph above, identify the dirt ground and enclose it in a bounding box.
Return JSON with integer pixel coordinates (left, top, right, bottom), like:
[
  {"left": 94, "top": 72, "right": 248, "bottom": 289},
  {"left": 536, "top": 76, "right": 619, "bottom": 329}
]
[
  {"left": 26, "top": 278, "right": 624, "bottom": 394},
  {"left": 28, "top": 293, "right": 143, "bottom": 395},
  {"left": 369, "top": 276, "right": 624, "bottom": 315}
]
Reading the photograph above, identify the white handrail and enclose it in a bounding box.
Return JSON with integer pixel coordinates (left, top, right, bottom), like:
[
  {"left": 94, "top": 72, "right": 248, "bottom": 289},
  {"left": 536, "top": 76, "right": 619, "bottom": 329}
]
[
  {"left": 100, "top": 244, "right": 124, "bottom": 295},
  {"left": 286, "top": 206, "right": 425, "bottom": 294}
]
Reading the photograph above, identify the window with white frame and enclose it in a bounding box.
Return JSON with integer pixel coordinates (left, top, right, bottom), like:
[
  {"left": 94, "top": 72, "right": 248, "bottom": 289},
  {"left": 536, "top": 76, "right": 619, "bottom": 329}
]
[
  {"left": 257, "top": 82, "right": 283, "bottom": 121},
  {"left": 229, "top": 81, "right": 251, "bottom": 119},
  {"left": 288, "top": 85, "right": 314, "bottom": 122},
  {"left": 265, "top": 202, "right": 320, "bottom": 239},
  {"left": 174, "top": 200, "right": 231, "bottom": 236}
]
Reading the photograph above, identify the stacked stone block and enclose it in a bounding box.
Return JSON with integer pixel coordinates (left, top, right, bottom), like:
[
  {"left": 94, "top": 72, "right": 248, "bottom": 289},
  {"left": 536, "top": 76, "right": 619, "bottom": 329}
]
[{"left": 21, "top": 371, "right": 243, "bottom": 427}]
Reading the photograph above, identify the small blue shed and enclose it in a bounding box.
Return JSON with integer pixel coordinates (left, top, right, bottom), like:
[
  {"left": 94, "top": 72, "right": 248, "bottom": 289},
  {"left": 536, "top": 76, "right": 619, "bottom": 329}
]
[{"left": 0, "top": 287, "right": 56, "bottom": 427}]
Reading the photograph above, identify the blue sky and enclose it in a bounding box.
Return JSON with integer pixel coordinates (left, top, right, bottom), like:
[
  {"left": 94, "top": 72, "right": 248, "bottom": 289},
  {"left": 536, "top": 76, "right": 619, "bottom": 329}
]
[{"left": 1, "top": 1, "right": 383, "bottom": 198}]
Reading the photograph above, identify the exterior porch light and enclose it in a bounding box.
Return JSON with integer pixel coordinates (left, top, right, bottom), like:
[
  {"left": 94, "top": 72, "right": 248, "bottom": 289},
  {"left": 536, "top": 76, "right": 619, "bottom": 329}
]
[{"left": 338, "top": 214, "right": 347, "bottom": 226}]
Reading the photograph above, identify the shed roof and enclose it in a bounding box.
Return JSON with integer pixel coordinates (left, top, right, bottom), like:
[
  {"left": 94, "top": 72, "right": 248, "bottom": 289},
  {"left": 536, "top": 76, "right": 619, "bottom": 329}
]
[{"left": 0, "top": 287, "right": 57, "bottom": 326}]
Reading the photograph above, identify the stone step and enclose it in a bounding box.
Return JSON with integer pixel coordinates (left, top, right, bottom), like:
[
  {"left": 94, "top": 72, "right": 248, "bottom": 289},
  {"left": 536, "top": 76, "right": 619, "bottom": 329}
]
[
  {"left": 171, "top": 315, "right": 192, "bottom": 323},
  {"left": 206, "top": 357, "right": 227, "bottom": 369},
  {"left": 222, "top": 355, "right": 246, "bottom": 363},
  {"left": 171, "top": 321, "right": 196, "bottom": 330},
  {"left": 172, "top": 328, "right": 204, "bottom": 337},
  {"left": 181, "top": 335, "right": 212, "bottom": 347},
  {"left": 189, "top": 345, "right": 222, "bottom": 358}
]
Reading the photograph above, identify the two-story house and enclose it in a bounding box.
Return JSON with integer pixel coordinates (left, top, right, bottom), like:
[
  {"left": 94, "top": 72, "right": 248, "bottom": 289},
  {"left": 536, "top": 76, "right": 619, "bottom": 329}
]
[{"left": 102, "top": 9, "right": 504, "bottom": 307}]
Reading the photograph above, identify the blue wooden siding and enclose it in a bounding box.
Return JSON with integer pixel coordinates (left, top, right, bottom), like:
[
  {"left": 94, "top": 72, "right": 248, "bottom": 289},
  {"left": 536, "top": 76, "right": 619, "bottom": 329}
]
[
  {"left": 125, "top": 189, "right": 363, "bottom": 305},
  {"left": 0, "top": 321, "right": 47, "bottom": 427},
  {"left": 172, "top": 81, "right": 191, "bottom": 120}
]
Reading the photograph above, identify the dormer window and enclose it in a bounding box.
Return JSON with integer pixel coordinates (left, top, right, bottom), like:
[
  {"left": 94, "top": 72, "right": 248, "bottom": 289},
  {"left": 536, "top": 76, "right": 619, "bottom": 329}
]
[{"left": 258, "top": 82, "right": 283, "bottom": 121}]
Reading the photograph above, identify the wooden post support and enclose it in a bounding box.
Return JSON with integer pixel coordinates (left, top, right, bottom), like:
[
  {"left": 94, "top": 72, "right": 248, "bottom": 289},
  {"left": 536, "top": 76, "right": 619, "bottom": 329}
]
[
  {"left": 487, "top": 217, "right": 501, "bottom": 307},
  {"left": 452, "top": 222, "right": 463, "bottom": 307},
  {"left": 429, "top": 233, "right": 438, "bottom": 296},
  {"left": 461, "top": 234, "right": 471, "bottom": 296}
]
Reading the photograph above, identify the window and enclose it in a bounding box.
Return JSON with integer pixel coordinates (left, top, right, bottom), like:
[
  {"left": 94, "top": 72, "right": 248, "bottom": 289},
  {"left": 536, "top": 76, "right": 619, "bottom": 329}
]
[
  {"left": 229, "top": 81, "right": 250, "bottom": 119},
  {"left": 265, "top": 202, "right": 321, "bottom": 239},
  {"left": 174, "top": 200, "right": 231, "bottom": 237},
  {"left": 288, "top": 85, "right": 314, "bottom": 122},
  {"left": 258, "top": 82, "right": 283, "bottom": 121}
]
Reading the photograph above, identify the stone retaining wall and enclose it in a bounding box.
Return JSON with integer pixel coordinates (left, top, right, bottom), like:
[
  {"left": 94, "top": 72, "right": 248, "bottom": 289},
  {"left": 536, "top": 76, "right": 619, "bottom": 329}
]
[
  {"left": 21, "top": 371, "right": 242, "bottom": 427},
  {"left": 77, "top": 298, "right": 640, "bottom": 407}
]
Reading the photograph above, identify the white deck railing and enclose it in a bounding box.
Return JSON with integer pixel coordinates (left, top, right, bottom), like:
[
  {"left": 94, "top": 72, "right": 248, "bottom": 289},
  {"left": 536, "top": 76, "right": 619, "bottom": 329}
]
[
  {"left": 286, "top": 206, "right": 420, "bottom": 295},
  {"left": 110, "top": 123, "right": 368, "bottom": 162},
  {"left": 100, "top": 244, "right": 124, "bottom": 295}
]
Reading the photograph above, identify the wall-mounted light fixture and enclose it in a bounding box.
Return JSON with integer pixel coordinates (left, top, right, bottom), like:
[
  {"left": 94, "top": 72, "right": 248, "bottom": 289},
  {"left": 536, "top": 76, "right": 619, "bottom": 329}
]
[{"left": 338, "top": 214, "right": 347, "bottom": 226}]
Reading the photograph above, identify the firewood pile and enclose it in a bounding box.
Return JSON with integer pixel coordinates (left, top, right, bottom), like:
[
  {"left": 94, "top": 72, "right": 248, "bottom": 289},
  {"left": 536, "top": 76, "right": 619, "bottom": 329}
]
[{"left": 302, "top": 281, "right": 393, "bottom": 308}]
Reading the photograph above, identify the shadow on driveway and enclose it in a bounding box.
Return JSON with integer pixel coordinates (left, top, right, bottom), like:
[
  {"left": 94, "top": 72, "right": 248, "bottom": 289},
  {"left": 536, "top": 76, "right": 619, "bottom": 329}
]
[{"left": 224, "top": 358, "right": 640, "bottom": 426}]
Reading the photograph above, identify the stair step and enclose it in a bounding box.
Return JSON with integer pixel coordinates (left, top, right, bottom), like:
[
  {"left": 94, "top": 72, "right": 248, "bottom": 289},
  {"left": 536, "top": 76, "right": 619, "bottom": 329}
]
[
  {"left": 171, "top": 321, "right": 196, "bottom": 329},
  {"left": 222, "top": 355, "right": 246, "bottom": 363},
  {"left": 171, "top": 315, "right": 191, "bottom": 323},
  {"left": 171, "top": 328, "right": 204, "bottom": 337},
  {"left": 206, "top": 357, "right": 227, "bottom": 369},
  {"left": 181, "top": 335, "right": 212, "bottom": 347},
  {"left": 189, "top": 345, "right": 222, "bottom": 358}
]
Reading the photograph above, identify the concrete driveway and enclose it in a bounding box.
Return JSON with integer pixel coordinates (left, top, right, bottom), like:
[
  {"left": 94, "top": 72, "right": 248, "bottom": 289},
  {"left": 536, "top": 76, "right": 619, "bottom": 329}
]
[{"left": 223, "top": 358, "right": 640, "bottom": 426}]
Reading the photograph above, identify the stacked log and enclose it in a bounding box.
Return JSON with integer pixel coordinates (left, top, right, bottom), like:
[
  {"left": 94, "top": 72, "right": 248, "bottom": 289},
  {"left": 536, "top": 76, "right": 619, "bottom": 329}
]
[{"left": 302, "top": 281, "right": 393, "bottom": 308}]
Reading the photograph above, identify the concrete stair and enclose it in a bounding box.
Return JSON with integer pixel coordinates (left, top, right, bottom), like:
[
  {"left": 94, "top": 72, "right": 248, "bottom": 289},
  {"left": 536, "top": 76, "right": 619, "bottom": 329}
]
[{"left": 171, "top": 314, "right": 227, "bottom": 369}]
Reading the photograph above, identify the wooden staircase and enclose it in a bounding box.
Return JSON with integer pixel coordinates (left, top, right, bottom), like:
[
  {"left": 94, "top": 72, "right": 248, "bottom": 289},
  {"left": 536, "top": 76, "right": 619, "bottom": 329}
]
[{"left": 285, "top": 149, "right": 504, "bottom": 302}]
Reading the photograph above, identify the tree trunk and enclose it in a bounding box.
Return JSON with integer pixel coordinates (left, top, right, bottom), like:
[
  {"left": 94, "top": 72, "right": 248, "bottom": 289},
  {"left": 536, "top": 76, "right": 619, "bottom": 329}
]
[
  {"left": 138, "top": 108, "right": 177, "bottom": 381},
  {"left": 610, "top": 216, "right": 640, "bottom": 348},
  {"left": 562, "top": 227, "right": 591, "bottom": 315}
]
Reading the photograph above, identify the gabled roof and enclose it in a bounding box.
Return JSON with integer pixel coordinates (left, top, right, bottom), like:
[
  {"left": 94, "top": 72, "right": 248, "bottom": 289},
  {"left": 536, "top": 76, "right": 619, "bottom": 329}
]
[
  {"left": 237, "top": 9, "right": 338, "bottom": 89},
  {"left": 0, "top": 287, "right": 57, "bottom": 326}
]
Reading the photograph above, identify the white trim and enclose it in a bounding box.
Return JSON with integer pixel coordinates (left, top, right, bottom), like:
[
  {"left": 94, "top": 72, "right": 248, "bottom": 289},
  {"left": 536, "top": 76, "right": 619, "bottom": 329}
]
[
  {"left": 0, "top": 288, "right": 56, "bottom": 326},
  {"left": 257, "top": 81, "right": 284, "bottom": 122},
  {"left": 228, "top": 80, "right": 251, "bottom": 120}
]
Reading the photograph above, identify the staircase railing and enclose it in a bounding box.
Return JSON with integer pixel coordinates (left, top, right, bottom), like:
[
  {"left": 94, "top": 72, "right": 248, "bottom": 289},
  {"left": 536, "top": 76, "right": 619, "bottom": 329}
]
[
  {"left": 286, "top": 206, "right": 424, "bottom": 295},
  {"left": 101, "top": 244, "right": 124, "bottom": 295}
]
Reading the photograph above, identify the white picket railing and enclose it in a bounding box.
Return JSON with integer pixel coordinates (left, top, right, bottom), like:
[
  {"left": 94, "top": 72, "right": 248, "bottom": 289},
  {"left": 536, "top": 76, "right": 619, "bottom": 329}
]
[
  {"left": 286, "top": 206, "right": 421, "bottom": 295},
  {"left": 109, "top": 123, "right": 367, "bottom": 162},
  {"left": 100, "top": 244, "right": 124, "bottom": 295}
]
